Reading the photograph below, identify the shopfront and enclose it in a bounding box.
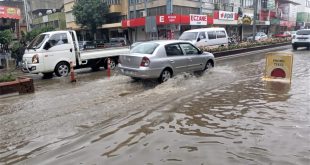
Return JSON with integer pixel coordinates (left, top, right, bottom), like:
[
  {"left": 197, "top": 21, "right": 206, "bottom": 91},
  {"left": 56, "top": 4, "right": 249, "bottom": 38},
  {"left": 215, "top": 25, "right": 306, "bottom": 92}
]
[
  {"left": 213, "top": 10, "right": 238, "bottom": 37},
  {"left": 121, "top": 14, "right": 213, "bottom": 42},
  {"left": 0, "top": 6, "right": 21, "bottom": 39}
]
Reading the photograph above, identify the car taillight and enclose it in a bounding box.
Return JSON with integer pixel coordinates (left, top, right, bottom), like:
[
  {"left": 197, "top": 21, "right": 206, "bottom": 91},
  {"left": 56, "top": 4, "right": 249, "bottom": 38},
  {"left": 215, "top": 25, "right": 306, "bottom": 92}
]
[{"left": 140, "top": 57, "right": 150, "bottom": 67}]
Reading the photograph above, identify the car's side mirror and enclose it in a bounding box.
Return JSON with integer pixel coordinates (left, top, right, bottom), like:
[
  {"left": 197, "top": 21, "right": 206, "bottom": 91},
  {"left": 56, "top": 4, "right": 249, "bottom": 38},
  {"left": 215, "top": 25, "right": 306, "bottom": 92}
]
[
  {"left": 198, "top": 49, "right": 203, "bottom": 54},
  {"left": 43, "top": 42, "right": 51, "bottom": 50},
  {"left": 197, "top": 38, "right": 201, "bottom": 42}
]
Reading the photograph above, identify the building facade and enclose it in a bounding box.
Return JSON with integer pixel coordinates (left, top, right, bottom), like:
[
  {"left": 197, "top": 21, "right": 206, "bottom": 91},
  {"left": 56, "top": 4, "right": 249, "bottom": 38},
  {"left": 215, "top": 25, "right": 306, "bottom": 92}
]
[
  {"left": 123, "top": 0, "right": 306, "bottom": 42},
  {"left": 64, "top": 0, "right": 129, "bottom": 41}
]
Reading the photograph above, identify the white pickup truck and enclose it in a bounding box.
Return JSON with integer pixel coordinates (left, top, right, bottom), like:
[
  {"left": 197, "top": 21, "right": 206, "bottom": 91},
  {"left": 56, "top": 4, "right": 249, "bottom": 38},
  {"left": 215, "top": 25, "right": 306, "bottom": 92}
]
[{"left": 22, "top": 30, "right": 129, "bottom": 78}]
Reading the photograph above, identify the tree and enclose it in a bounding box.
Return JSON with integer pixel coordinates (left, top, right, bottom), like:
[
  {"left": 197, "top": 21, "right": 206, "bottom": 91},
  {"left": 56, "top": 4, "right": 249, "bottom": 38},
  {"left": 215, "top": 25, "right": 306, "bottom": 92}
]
[
  {"left": 0, "top": 30, "right": 13, "bottom": 46},
  {"left": 0, "top": 30, "right": 13, "bottom": 53},
  {"left": 72, "top": 0, "right": 109, "bottom": 40}
]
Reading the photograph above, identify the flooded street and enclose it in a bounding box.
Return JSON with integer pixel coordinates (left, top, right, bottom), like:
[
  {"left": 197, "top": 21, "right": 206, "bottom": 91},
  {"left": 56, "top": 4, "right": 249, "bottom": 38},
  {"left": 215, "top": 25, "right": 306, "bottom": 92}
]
[{"left": 0, "top": 46, "right": 309, "bottom": 165}]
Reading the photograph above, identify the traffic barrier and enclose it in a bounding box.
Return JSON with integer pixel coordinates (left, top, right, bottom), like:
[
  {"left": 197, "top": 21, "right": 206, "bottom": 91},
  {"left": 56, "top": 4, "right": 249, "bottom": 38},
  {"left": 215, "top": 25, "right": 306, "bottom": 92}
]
[
  {"left": 70, "top": 61, "right": 76, "bottom": 82},
  {"left": 107, "top": 58, "right": 111, "bottom": 78},
  {"left": 264, "top": 52, "right": 293, "bottom": 83}
]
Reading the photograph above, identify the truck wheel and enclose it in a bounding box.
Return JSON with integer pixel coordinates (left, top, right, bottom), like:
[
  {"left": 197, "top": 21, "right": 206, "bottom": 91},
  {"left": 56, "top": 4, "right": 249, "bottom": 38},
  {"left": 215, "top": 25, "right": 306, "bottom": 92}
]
[
  {"left": 104, "top": 58, "right": 117, "bottom": 70},
  {"left": 55, "top": 62, "right": 70, "bottom": 77},
  {"left": 292, "top": 45, "right": 297, "bottom": 50},
  {"left": 42, "top": 72, "right": 53, "bottom": 79}
]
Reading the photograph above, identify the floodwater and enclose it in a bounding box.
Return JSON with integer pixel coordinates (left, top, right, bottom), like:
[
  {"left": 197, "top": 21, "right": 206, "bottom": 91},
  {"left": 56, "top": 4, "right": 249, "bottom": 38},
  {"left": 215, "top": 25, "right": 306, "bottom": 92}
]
[{"left": 0, "top": 46, "right": 309, "bottom": 165}]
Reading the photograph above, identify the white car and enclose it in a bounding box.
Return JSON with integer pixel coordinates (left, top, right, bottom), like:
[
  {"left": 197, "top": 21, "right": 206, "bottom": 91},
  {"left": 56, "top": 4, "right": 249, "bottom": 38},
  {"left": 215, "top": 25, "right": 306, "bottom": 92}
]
[
  {"left": 292, "top": 29, "right": 310, "bottom": 50},
  {"left": 247, "top": 32, "right": 268, "bottom": 41}
]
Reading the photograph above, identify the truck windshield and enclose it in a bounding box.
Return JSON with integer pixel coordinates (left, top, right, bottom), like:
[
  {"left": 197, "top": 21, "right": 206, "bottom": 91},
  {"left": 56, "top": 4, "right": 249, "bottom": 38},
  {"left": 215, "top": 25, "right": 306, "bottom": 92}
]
[
  {"left": 130, "top": 43, "right": 159, "bottom": 54},
  {"left": 179, "top": 32, "right": 198, "bottom": 40},
  {"left": 28, "top": 34, "right": 49, "bottom": 49}
]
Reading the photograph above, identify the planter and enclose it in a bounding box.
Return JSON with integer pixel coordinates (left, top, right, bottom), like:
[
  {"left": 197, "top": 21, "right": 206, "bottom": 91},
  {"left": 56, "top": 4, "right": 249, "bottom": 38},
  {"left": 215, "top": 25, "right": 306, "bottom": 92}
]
[
  {"left": 213, "top": 42, "right": 290, "bottom": 58},
  {"left": 0, "top": 77, "right": 34, "bottom": 95}
]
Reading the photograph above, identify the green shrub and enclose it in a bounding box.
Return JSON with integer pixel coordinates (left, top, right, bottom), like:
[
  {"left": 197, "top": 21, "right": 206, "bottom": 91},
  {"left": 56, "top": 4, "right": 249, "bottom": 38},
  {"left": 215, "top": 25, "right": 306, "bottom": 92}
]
[{"left": 0, "top": 73, "right": 16, "bottom": 83}]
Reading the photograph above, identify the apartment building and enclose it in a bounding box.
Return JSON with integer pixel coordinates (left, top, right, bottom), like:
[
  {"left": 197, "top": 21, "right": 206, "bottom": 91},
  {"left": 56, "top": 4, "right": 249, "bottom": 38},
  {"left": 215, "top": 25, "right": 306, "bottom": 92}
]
[{"left": 64, "top": 0, "right": 129, "bottom": 41}]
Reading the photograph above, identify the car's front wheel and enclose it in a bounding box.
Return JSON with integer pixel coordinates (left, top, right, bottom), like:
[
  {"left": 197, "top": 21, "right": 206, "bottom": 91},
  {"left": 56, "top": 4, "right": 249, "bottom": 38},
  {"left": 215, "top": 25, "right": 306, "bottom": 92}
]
[{"left": 292, "top": 45, "right": 298, "bottom": 50}]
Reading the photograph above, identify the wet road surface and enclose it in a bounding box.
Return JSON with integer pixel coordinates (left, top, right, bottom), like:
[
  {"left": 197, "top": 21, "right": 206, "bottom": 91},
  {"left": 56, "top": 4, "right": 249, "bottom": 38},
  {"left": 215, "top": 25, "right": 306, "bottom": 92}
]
[{"left": 0, "top": 46, "right": 309, "bottom": 165}]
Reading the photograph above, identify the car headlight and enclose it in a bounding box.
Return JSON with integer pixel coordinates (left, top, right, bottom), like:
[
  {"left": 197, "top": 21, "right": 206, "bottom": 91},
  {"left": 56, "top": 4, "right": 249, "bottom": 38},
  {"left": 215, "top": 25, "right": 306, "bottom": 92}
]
[{"left": 32, "top": 54, "right": 39, "bottom": 64}]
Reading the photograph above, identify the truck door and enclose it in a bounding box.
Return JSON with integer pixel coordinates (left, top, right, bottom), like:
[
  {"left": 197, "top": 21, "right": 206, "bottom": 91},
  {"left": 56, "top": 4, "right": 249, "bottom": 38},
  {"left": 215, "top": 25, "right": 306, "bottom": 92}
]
[{"left": 44, "top": 32, "right": 75, "bottom": 71}]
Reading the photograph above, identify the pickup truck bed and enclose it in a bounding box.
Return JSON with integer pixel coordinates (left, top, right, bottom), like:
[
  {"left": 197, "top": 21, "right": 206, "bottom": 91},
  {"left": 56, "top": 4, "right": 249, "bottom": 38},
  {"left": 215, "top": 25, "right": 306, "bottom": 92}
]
[{"left": 80, "top": 47, "right": 130, "bottom": 61}]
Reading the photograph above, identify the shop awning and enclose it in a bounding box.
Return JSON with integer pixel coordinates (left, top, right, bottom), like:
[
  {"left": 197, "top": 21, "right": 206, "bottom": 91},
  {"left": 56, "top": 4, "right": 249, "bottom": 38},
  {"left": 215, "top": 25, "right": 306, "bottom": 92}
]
[
  {"left": 0, "top": 6, "right": 21, "bottom": 20},
  {"left": 102, "top": 22, "right": 122, "bottom": 29}
]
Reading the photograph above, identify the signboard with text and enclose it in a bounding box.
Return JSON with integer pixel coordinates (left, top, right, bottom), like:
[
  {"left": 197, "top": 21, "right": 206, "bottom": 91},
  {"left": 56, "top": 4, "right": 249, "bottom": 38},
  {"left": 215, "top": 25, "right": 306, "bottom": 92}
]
[
  {"left": 219, "top": 11, "right": 235, "bottom": 20},
  {"left": 265, "top": 52, "right": 293, "bottom": 82},
  {"left": 0, "top": 6, "right": 21, "bottom": 20},
  {"left": 190, "top": 14, "right": 208, "bottom": 25}
]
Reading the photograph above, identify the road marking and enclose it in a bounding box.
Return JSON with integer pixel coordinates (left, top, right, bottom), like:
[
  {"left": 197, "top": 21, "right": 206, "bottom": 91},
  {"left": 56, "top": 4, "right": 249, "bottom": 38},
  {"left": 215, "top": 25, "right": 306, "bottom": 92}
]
[{"left": 216, "top": 45, "right": 291, "bottom": 61}]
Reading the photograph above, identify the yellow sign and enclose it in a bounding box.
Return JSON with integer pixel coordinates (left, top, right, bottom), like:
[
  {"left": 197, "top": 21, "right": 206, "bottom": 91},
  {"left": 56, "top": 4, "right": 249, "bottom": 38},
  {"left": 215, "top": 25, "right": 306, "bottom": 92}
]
[
  {"left": 264, "top": 52, "right": 293, "bottom": 82},
  {"left": 242, "top": 16, "right": 252, "bottom": 25},
  {"left": 7, "top": 8, "right": 16, "bottom": 15}
]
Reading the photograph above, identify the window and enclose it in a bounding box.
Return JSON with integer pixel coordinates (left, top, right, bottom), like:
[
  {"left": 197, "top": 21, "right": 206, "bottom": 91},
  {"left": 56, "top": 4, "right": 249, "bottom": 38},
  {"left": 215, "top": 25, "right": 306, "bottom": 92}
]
[
  {"left": 179, "top": 32, "right": 198, "bottom": 40},
  {"left": 198, "top": 32, "right": 206, "bottom": 39},
  {"left": 48, "top": 33, "right": 68, "bottom": 47},
  {"left": 180, "top": 43, "right": 199, "bottom": 55},
  {"left": 216, "top": 31, "right": 226, "bottom": 38},
  {"left": 130, "top": 43, "right": 159, "bottom": 54},
  {"left": 165, "top": 44, "right": 184, "bottom": 56},
  {"left": 307, "top": 0, "right": 310, "bottom": 7},
  {"left": 208, "top": 31, "right": 216, "bottom": 39}
]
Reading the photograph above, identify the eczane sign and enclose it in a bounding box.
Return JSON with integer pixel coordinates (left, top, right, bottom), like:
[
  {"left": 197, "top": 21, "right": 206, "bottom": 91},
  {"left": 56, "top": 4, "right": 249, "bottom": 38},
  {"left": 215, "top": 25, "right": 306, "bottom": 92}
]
[{"left": 190, "top": 14, "right": 208, "bottom": 25}]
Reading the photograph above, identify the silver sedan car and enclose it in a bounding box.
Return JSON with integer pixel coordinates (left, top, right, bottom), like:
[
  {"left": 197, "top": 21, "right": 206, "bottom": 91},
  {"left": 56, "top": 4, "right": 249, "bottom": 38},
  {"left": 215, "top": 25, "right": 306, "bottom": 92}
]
[{"left": 118, "top": 40, "right": 215, "bottom": 82}]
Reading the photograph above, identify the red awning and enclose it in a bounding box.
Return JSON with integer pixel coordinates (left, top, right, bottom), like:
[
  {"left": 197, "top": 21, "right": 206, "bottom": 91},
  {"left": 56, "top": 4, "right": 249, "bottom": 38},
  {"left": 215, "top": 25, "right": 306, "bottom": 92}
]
[
  {"left": 122, "top": 17, "right": 145, "bottom": 28},
  {"left": 0, "top": 6, "right": 21, "bottom": 20}
]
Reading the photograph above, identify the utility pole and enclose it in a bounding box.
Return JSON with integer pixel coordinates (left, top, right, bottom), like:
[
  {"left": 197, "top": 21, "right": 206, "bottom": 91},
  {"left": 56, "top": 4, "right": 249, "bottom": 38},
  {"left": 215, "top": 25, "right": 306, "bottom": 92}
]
[
  {"left": 252, "top": 0, "right": 258, "bottom": 41},
  {"left": 23, "top": 0, "right": 30, "bottom": 31}
]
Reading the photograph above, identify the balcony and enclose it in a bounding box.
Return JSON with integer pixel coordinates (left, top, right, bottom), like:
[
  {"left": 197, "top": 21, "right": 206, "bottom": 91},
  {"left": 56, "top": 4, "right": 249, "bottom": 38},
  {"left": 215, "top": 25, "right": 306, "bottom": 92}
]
[{"left": 109, "top": 4, "right": 122, "bottom": 13}]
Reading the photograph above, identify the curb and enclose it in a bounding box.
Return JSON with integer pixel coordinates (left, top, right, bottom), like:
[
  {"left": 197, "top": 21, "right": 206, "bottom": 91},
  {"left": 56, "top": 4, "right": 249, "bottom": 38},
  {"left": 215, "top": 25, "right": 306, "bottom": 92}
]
[
  {"left": 213, "top": 42, "right": 291, "bottom": 58},
  {"left": 0, "top": 77, "right": 35, "bottom": 96}
]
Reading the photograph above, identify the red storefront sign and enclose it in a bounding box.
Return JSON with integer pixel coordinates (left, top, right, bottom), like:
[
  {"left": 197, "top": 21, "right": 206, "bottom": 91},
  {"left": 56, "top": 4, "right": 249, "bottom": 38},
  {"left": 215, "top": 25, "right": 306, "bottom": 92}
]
[
  {"left": 156, "top": 15, "right": 190, "bottom": 25},
  {"left": 121, "top": 17, "right": 145, "bottom": 28},
  {"left": 0, "top": 6, "right": 21, "bottom": 20},
  {"left": 122, "top": 14, "right": 213, "bottom": 28}
]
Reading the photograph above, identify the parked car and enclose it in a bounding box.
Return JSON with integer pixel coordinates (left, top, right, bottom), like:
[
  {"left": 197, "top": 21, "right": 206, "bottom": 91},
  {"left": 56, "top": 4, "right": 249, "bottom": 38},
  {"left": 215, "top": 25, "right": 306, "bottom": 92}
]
[
  {"left": 292, "top": 29, "right": 310, "bottom": 50},
  {"left": 78, "top": 41, "right": 98, "bottom": 50},
  {"left": 105, "top": 37, "right": 127, "bottom": 47},
  {"left": 273, "top": 31, "right": 291, "bottom": 38},
  {"left": 179, "top": 28, "right": 228, "bottom": 48},
  {"left": 247, "top": 32, "right": 268, "bottom": 41},
  {"left": 118, "top": 40, "right": 215, "bottom": 83}
]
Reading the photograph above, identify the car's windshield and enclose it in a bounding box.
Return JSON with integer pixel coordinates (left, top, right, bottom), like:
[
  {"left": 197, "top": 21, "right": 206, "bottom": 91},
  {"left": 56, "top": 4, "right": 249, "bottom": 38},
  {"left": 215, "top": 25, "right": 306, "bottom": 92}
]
[
  {"left": 28, "top": 34, "right": 49, "bottom": 49},
  {"left": 130, "top": 42, "right": 159, "bottom": 54},
  {"left": 297, "top": 30, "right": 310, "bottom": 35},
  {"left": 179, "top": 32, "right": 198, "bottom": 40}
]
